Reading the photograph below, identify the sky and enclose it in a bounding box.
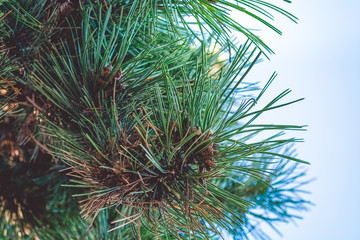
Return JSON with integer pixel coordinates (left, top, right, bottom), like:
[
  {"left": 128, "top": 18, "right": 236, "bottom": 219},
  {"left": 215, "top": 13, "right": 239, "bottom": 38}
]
[{"left": 229, "top": 0, "right": 360, "bottom": 239}]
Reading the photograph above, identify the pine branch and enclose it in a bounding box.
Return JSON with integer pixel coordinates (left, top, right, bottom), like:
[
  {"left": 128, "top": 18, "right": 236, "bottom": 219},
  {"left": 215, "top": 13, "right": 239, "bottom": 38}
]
[{"left": 0, "top": 1, "right": 311, "bottom": 239}]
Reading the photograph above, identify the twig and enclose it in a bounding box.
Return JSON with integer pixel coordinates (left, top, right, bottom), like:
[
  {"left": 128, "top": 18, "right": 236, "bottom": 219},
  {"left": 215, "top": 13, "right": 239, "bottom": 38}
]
[
  {"left": 0, "top": 46, "right": 16, "bottom": 52},
  {"left": 108, "top": 211, "right": 142, "bottom": 232},
  {"left": 0, "top": 75, "right": 20, "bottom": 95},
  {"left": 26, "top": 95, "right": 44, "bottom": 112},
  {"left": 28, "top": 132, "right": 53, "bottom": 156},
  {"left": 0, "top": 10, "right": 13, "bottom": 22},
  {"left": 111, "top": 212, "right": 142, "bottom": 224}
]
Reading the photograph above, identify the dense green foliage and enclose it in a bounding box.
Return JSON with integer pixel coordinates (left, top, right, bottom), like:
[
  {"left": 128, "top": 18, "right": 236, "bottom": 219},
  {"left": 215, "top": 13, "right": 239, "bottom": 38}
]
[{"left": 0, "top": 0, "right": 310, "bottom": 239}]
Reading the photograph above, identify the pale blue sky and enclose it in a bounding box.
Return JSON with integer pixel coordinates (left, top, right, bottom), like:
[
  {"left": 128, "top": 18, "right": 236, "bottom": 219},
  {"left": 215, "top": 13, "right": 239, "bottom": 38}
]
[{"left": 229, "top": 0, "right": 360, "bottom": 239}]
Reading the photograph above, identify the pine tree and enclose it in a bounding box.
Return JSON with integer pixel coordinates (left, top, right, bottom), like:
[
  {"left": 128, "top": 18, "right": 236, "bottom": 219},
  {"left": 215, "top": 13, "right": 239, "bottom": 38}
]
[{"left": 0, "top": 1, "right": 311, "bottom": 239}]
